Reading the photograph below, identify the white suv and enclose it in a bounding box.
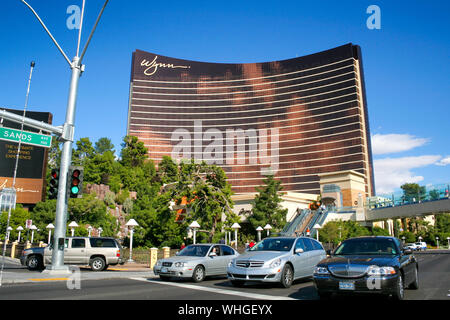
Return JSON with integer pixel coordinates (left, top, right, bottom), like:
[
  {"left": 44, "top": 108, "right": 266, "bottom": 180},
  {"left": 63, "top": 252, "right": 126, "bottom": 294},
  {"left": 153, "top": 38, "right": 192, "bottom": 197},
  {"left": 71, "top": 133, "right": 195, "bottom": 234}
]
[{"left": 21, "top": 237, "right": 124, "bottom": 271}]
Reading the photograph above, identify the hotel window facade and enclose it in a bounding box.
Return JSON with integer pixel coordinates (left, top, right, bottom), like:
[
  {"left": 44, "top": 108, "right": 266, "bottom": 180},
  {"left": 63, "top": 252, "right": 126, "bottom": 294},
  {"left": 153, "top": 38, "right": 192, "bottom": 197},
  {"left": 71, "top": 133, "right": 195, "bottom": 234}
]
[{"left": 127, "top": 43, "right": 375, "bottom": 196}]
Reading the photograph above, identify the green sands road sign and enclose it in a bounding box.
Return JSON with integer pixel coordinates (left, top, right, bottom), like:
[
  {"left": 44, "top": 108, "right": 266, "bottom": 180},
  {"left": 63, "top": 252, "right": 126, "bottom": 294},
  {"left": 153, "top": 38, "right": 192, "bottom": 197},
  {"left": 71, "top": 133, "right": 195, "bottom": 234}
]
[{"left": 0, "top": 126, "right": 52, "bottom": 148}]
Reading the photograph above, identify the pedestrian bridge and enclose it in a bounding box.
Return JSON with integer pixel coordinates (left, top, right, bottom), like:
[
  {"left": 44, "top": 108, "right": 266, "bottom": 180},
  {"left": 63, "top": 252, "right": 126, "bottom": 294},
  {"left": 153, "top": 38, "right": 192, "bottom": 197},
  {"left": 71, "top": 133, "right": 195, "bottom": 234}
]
[{"left": 364, "top": 198, "right": 450, "bottom": 221}]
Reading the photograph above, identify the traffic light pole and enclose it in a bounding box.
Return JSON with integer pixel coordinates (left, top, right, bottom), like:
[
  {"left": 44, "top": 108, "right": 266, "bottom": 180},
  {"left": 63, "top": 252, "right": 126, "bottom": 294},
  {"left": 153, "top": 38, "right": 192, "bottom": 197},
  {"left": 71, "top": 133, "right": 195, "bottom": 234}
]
[
  {"left": 17, "top": 0, "right": 109, "bottom": 272},
  {"left": 49, "top": 57, "right": 82, "bottom": 271}
]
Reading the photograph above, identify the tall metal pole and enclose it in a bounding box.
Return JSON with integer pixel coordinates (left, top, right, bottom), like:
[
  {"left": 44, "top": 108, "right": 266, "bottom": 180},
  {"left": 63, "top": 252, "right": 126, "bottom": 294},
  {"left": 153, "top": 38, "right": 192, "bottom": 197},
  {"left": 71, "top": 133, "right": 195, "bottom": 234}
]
[
  {"left": 49, "top": 57, "right": 82, "bottom": 271},
  {"left": 18, "top": 0, "right": 109, "bottom": 272},
  {"left": 0, "top": 61, "right": 35, "bottom": 285}
]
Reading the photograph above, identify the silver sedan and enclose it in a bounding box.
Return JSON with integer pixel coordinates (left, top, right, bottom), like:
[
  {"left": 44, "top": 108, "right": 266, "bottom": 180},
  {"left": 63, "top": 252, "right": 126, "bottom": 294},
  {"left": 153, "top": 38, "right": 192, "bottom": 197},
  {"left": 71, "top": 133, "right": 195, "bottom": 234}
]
[
  {"left": 227, "top": 237, "right": 326, "bottom": 288},
  {"left": 153, "top": 244, "right": 239, "bottom": 282}
]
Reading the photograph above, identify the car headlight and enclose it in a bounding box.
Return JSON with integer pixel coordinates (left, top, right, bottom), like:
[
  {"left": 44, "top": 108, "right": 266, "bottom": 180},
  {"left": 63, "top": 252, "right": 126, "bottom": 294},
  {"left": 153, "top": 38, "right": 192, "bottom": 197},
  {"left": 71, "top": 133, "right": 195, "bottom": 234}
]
[
  {"left": 269, "top": 258, "right": 281, "bottom": 268},
  {"left": 367, "top": 265, "right": 396, "bottom": 276},
  {"left": 174, "top": 262, "right": 185, "bottom": 268},
  {"left": 314, "top": 266, "right": 330, "bottom": 275}
]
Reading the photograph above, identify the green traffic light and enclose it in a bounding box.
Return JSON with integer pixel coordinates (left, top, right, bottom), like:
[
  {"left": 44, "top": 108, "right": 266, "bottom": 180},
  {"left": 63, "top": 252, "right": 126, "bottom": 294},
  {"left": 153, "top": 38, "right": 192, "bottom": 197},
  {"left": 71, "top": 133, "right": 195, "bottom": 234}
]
[{"left": 71, "top": 186, "right": 79, "bottom": 194}]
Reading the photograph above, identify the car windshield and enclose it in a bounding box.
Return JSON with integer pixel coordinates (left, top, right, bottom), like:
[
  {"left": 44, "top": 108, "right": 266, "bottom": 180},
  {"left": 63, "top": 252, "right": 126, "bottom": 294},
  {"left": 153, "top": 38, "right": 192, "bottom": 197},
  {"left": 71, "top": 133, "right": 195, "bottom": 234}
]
[
  {"left": 334, "top": 238, "right": 398, "bottom": 255},
  {"left": 249, "top": 238, "right": 295, "bottom": 252},
  {"left": 177, "top": 245, "right": 210, "bottom": 257}
]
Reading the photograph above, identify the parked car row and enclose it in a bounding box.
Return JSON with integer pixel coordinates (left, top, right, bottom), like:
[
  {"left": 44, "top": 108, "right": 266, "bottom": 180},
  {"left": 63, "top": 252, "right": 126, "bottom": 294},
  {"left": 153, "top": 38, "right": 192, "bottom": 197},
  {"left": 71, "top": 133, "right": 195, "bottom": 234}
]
[
  {"left": 153, "top": 236, "right": 419, "bottom": 300},
  {"left": 404, "top": 242, "right": 427, "bottom": 251}
]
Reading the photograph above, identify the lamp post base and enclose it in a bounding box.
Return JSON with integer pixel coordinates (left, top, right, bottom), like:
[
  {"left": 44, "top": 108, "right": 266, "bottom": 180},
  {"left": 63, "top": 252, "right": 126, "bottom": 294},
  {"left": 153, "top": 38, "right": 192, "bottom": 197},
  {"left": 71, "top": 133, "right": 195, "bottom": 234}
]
[{"left": 42, "top": 265, "right": 71, "bottom": 275}]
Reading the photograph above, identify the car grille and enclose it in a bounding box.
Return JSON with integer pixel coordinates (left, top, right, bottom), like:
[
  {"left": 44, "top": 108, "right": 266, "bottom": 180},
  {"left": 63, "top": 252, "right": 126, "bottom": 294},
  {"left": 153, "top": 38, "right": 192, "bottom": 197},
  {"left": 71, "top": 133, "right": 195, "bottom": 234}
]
[
  {"left": 162, "top": 262, "right": 173, "bottom": 267},
  {"left": 236, "top": 260, "right": 265, "bottom": 268},
  {"left": 328, "top": 265, "right": 368, "bottom": 278}
]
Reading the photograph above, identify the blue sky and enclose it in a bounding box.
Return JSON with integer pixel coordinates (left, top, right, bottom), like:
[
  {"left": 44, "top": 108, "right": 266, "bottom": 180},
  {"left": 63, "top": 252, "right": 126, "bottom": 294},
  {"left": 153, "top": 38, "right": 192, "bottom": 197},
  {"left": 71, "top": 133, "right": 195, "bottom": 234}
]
[{"left": 1, "top": 0, "right": 449, "bottom": 195}]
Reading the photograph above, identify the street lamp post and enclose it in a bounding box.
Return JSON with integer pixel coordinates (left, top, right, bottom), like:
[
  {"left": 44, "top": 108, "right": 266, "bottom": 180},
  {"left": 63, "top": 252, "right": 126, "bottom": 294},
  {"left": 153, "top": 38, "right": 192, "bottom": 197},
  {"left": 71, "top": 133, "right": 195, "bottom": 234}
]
[
  {"left": 46, "top": 224, "right": 54, "bottom": 245},
  {"left": 30, "top": 225, "right": 37, "bottom": 244},
  {"left": 68, "top": 221, "right": 78, "bottom": 237},
  {"left": 16, "top": 226, "right": 24, "bottom": 243},
  {"left": 125, "top": 219, "right": 139, "bottom": 263},
  {"left": 447, "top": 237, "right": 450, "bottom": 249},
  {"left": 256, "top": 226, "right": 263, "bottom": 242},
  {"left": 231, "top": 223, "right": 241, "bottom": 249},
  {"left": 436, "top": 236, "right": 439, "bottom": 249},
  {"left": 87, "top": 226, "right": 92, "bottom": 237},
  {"left": 313, "top": 224, "right": 322, "bottom": 242},
  {"left": 98, "top": 227, "right": 103, "bottom": 237},
  {"left": 6, "top": 227, "right": 12, "bottom": 242},
  {"left": 263, "top": 224, "right": 272, "bottom": 237},
  {"left": 189, "top": 221, "right": 200, "bottom": 244}
]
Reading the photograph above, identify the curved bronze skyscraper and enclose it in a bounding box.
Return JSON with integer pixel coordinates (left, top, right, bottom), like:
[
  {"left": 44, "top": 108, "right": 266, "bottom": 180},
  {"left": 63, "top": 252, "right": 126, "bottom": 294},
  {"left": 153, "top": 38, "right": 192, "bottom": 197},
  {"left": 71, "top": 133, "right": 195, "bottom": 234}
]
[{"left": 127, "top": 43, "right": 375, "bottom": 196}]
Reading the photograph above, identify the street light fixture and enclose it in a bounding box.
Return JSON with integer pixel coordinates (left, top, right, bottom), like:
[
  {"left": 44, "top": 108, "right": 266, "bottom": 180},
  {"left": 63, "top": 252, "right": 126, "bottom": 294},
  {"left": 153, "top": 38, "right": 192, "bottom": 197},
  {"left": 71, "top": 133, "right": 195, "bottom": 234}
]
[
  {"left": 16, "top": 226, "right": 24, "bottom": 243},
  {"left": 125, "top": 219, "right": 139, "bottom": 263},
  {"left": 87, "top": 226, "right": 93, "bottom": 237},
  {"left": 313, "top": 224, "right": 322, "bottom": 242},
  {"left": 231, "top": 223, "right": 241, "bottom": 249},
  {"left": 189, "top": 221, "right": 200, "bottom": 244},
  {"left": 263, "top": 224, "right": 272, "bottom": 237},
  {"left": 98, "top": 227, "right": 103, "bottom": 237},
  {"left": 68, "top": 221, "right": 78, "bottom": 237},
  {"left": 6, "top": 227, "right": 12, "bottom": 242},
  {"left": 436, "top": 236, "right": 439, "bottom": 249},
  {"left": 30, "top": 225, "right": 37, "bottom": 244},
  {"left": 256, "top": 226, "right": 263, "bottom": 242},
  {"left": 46, "top": 223, "right": 54, "bottom": 244}
]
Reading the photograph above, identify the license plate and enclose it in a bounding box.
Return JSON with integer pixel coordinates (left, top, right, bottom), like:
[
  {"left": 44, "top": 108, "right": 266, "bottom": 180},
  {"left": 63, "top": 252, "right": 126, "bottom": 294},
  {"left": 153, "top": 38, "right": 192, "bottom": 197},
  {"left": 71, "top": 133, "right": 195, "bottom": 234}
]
[
  {"left": 161, "top": 267, "right": 168, "bottom": 273},
  {"left": 339, "top": 281, "right": 355, "bottom": 290}
]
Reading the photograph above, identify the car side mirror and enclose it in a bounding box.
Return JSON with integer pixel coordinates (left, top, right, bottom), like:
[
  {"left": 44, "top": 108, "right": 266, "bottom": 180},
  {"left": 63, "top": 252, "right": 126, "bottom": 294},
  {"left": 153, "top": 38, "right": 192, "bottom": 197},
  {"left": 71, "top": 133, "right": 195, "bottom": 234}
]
[{"left": 295, "top": 248, "right": 304, "bottom": 254}]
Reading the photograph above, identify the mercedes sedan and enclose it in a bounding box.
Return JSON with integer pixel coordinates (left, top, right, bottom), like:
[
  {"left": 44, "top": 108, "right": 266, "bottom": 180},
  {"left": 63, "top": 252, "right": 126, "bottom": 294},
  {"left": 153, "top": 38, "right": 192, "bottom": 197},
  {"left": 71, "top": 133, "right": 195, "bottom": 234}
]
[
  {"left": 313, "top": 236, "right": 419, "bottom": 300},
  {"left": 227, "top": 237, "right": 326, "bottom": 288},
  {"left": 153, "top": 244, "right": 239, "bottom": 282}
]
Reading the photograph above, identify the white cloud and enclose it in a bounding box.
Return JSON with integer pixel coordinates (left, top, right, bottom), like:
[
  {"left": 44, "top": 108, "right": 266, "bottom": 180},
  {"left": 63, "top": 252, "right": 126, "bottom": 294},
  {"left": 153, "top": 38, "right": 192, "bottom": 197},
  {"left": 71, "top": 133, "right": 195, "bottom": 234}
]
[
  {"left": 436, "top": 156, "right": 450, "bottom": 166},
  {"left": 374, "top": 155, "right": 442, "bottom": 194},
  {"left": 371, "top": 134, "right": 429, "bottom": 155}
]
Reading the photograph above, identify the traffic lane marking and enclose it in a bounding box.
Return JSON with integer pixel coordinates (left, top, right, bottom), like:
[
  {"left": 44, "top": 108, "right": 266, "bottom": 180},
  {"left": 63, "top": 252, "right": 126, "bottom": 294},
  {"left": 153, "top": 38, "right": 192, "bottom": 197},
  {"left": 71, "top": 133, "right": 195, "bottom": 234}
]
[
  {"left": 129, "top": 277, "right": 298, "bottom": 300},
  {"left": 28, "top": 278, "right": 69, "bottom": 282}
]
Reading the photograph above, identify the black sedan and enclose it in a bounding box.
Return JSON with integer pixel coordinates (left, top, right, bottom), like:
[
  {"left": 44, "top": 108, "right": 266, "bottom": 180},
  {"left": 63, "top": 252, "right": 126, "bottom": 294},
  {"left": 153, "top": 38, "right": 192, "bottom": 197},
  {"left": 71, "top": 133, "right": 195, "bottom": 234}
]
[{"left": 313, "top": 236, "right": 419, "bottom": 300}]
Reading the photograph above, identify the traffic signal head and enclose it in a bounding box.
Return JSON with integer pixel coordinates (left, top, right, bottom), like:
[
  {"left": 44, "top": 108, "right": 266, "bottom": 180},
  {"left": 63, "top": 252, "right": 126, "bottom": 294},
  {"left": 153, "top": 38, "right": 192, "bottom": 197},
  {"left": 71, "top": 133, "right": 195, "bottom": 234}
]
[
  {"left": 48, "top": 168, "right": 59, "bottom": 199},
  {"left": 69, "top": 166, "right": 83, "bottom": 198}
]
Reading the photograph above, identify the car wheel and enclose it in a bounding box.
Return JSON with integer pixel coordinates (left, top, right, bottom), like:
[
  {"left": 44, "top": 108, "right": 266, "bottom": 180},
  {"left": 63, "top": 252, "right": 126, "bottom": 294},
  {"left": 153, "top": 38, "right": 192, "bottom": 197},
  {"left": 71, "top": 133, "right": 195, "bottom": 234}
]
[
  {"left": 391, "top": 274, "right": 405, "bottom": 300},
  {"left": 26, "top": 255, "right": 43, "bottom": 270},
  {"left": 90, "top": 257, "right": 106, "bottom": 272},
  {"left": 230, "top": 280, "right": 245, "bottom": 287},
  {"left": 280, "top": 264, "right": 293, "bottom": 288},
  {"left": 409, "top": 266, "right": 419, "bottom": 290},
  {"left": 192, "top": 265, "right": 205, "bottom": 283}
]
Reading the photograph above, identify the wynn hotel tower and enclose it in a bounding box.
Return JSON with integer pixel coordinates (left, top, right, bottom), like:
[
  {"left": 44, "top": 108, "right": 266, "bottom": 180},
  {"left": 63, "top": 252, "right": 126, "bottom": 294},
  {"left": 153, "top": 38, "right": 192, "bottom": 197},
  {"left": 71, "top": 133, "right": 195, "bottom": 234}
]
[{"left": 126, "top": 43, "right": 375, "bottom": 197}]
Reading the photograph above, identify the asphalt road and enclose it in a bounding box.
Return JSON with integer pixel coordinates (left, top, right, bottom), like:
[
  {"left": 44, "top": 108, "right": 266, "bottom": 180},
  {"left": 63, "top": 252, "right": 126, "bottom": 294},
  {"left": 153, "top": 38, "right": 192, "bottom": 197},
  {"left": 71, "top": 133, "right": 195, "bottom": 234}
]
[{"left": 0, "top": 253, "right": 448, "bottom": 301}]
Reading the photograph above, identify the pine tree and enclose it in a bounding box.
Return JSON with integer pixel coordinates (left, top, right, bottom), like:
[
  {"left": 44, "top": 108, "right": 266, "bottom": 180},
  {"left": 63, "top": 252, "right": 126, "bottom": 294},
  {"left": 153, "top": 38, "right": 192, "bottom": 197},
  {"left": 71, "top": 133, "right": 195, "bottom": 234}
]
[{"left": 249, "top": 175, "right": 287, "bottom": 233}]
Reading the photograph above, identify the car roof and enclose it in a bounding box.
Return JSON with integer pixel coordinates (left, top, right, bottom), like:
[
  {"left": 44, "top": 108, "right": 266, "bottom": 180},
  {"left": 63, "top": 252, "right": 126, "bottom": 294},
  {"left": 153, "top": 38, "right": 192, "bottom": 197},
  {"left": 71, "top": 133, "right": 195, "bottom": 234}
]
[
  {"left": 345, "top": 236, "right": 396, "bottom": 240},
  {"left": 187, "top": 243, "right": 232, "bottom": 246}
]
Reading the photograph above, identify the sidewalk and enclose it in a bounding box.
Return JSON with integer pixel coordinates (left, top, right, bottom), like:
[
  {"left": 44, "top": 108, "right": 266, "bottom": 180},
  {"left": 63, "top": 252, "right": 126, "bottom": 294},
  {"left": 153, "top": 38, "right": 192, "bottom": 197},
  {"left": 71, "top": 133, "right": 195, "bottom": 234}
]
[{"left": 0, "top": 257, "right": 155, "bottom": 285}]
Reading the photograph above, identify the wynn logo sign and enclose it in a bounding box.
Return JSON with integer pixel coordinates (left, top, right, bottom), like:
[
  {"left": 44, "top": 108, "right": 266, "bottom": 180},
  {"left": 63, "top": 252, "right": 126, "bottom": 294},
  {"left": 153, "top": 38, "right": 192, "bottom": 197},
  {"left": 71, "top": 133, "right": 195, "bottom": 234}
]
[{"left": 140, "top": 56, "right": 191, "bottom": 76}]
